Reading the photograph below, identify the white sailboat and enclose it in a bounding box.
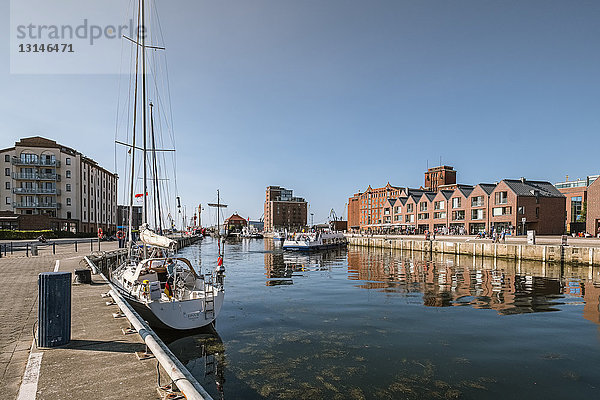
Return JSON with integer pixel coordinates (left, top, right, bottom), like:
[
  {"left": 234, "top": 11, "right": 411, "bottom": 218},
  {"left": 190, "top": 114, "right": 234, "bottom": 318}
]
[{"left": 110, "top": 0, "right": 224, "bottom": 330}]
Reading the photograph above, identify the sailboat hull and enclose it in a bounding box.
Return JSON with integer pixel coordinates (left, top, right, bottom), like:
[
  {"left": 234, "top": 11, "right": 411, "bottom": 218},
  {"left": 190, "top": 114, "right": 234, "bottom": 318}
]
[{"left": 113, "top": 282, "right": 224, "bottom": 330}]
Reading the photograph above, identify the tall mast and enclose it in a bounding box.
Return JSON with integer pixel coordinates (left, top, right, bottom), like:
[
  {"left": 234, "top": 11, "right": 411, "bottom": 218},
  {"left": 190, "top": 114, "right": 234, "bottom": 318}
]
[
  {"left": 141, "top": 0, "right": 148, "bottom": 258},
  {"left": 149, "top": 102, "right": 162, "bottom": 233},
  {"left": 217, "top": 190, "right": 220, "bottom": 254},
  {"left": 141, "top": 0, "right": 148, "bottom": 226},
  {"left": 127, "top": 1, "right": 142, "bottom": 258}
]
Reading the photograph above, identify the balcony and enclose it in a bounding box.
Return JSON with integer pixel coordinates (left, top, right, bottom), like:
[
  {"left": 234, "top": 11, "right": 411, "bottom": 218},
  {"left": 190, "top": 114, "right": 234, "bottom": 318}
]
[
  {"left": 12, "top": 188, "right": 61, "bottom": 195},
  {"left": 12, "top": 173, "right": 61, "bottom": 181},
  {"left": 11, "top": 157, "right": 61, "bottom": 167},
  {"left": 13, "top": 202, "right": 61, "bottom": 209}
]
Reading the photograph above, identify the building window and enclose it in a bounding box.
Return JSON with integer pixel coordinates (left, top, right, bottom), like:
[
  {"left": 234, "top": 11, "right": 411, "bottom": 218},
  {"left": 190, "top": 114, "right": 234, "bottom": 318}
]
[
  {"left": 84, "top": 211, "right": 86, "bottom": 219},
  {"left": 4, "top": 168, "right": 9, "bottom": 176},
  {"left": 471, "top": 209, "right": 484, "bottom": 220},
  {"left": 4, "top": 155, "right": 9, "bottom": 162},
  {"left": 536, "top": 207, "right": 539, "bottom": 218},
  {"left": 67, "top": 211, "right": 72, "bottom": 219},
  {"left": 66, "top": 184, "right": 71, "bottom": 192},
  {"left": 571, "top": 196, "right": 583, "bottom": 222},
  {"left": 84, "top": 198, "right": 87, "bottom": 207},
  {"left": 394, "top": 215, "right": 402, "bottom": 222},
  {"left": 66, "top": 158, "right": 71, "bottom": 165},
  {"left": 471, "top": 196, "right": 484, "bottom": 207},
  {"left": 419, "top": 202, "right": 428, "bottom": 211},
  {"left": 66, "top": 170, "right": 71, "bottom": 178},
  {"left": 384, "top": 208, "right": 390, "bottom": 215},
  {"left": 394, "top": 206, "right": 401, "bottom": 214},
  {"left": 452, "top": 210, "right": 465, "bottom": 220},
  {"left": 418, "top": 213, "right": 429, "bottom": 220},
  {"left": 5, "top": 182, "right": 9, "bottom": 190},
  {"left": 66, "top": 198, "right": 72, "bottom": 206},
  {"left": 452, "top": 198, "right": 461, "bottom": 208},
  {"left": 492, "top": 206, "right": 512, "bottom": 216},
  {"left": 495, "top": 191, "right": 508, "bottom": 205},
  {"left": 406, "top": 204, "right": 413, "bottom": 213},
  {"left": 518, "top": 206, "right": 525, "bottom": 215},
  {"left": 5, "top": 197, "right": 10, "bottom": 205},
  {"left": 434, "top": 201, "right": 445, "bottom": 210},
  {"left": 434, "top": 211, "right": 446, "bottom": 219}
]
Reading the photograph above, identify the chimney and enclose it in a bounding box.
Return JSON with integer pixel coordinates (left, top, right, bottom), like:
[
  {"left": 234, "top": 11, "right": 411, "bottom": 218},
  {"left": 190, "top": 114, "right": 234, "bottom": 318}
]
[{"left": 520, "top": 177, "right": 526, "bottom": 183}]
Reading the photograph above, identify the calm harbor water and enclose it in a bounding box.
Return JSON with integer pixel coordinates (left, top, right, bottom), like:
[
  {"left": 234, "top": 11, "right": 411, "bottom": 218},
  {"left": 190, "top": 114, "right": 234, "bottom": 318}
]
[{"left": 162, "top": 237, "right": 600, "bottom": 399}]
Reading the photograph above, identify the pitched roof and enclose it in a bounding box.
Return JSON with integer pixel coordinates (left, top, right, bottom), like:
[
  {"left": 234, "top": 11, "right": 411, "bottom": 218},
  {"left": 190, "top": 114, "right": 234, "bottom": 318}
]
[
  {"left": 502, "top": 179, "right": 564, "bottom": 198},
  {"left": 454, "top": 186, "right": 474, "bottom": 198},
  {"left": 438, "top": 190, "right": 454, "bottom": 200},
  {"left": 477, "top": 183, "right": 497, "bottom": 195},
  {"left": 424, "top": 192, "right": 437, "bottom": 202}
]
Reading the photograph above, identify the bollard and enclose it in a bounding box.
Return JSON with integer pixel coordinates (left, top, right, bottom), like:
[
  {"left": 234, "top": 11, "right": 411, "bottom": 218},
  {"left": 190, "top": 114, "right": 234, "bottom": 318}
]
[
  {"left": 90, "top": 239, "right": 93, "bottom": 252},
  {"left": 38, "top": 272, "right": 71, "bottom": 347},
  {"left": 53, "top": 242, "right": 56, "bottom": 254},
  {"left": 75, "top": 241, "right": 78, "bottom": 252},
  {"left": 10, "top": 242, "right": 13, "bottom": 255},
  {"left": 31, "top": 243, "right": 38, "bottom": 256},
  {"left": 26, "top": 243, "right": 29, "bottom": 257}
]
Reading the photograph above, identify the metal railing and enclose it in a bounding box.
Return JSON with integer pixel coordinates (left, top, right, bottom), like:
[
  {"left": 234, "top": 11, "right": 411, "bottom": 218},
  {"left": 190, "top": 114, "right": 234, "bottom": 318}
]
[
  {"left": 12, "top": 172, "right": 61, "bottom": 181},
  {"left": 12, "top": 187, "right": 60, "bottom": 195},
  {"left": 12, "top": 202, "right": 61, "bottom": 209},
  {"left": 11, "top": 157, "right": 61, "bottom": 167}
]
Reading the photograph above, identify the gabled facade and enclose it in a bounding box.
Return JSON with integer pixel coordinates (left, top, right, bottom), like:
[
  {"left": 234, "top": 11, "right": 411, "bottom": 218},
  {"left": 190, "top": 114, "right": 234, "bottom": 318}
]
[
  {"left": 467, "top": 184, "right": 495, "bottom": 234},
  {"left": 491, "top": 179, "right": 565, "bottom": 235}
]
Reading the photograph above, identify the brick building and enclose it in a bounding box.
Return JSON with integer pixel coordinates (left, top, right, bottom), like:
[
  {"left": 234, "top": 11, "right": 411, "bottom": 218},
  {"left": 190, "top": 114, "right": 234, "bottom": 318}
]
[
  {"left": 224, "top": 213, "right": 248, "bottom": 232},
  {"left": 264, "top": 186, "right": 307, "bottom": 232},
  {"left": 586, "top": 178, "right": 600, "bottom": 237},
  {"left": 554, "top": 175, "right": 599, "bottom": 234},
  {"left": 347, "top": 166, "right": 566, "bottom": 235},
  {"left": 424, "top": 165, "right": 456, "bottom": 191},
  {"left": 117, "top": 204, "right": 143, "bottom": 231},
  {"left": 0, "top": 137, "right": 118, "bottom": 233}
]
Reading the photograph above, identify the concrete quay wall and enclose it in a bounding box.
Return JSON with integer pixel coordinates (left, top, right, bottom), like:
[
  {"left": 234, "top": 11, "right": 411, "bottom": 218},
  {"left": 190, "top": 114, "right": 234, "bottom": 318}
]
[{"left": 346, "top": 236, "right": 600, "bottom": 266}]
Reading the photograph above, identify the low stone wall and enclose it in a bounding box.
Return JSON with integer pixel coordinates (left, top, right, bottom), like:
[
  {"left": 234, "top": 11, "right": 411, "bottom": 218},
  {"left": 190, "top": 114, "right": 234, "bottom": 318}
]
[{"left": 346, "top": 236, "right": 600, "bottom": 266}]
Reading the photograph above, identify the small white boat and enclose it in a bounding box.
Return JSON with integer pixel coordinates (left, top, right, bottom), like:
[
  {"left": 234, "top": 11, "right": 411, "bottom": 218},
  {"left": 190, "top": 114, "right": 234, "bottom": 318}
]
[{"left": 282, "top": 231, "right": 347, "bottom": 251}]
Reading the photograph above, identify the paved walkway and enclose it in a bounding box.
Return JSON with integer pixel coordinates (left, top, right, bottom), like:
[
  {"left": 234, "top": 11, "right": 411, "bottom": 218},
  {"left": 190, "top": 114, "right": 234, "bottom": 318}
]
[{"left": 0, "top": 244, "right": 163, "bottom": 400}]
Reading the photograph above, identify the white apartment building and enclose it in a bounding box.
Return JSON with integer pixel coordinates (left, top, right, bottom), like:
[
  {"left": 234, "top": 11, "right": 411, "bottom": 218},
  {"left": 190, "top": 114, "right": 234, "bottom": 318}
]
[{"left": 0, "top": 136, "right": 117, "bottom": 233}]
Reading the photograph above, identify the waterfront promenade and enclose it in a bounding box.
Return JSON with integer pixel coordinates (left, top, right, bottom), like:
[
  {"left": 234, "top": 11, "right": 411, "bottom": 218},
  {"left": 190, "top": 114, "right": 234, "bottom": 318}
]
[
  {"left": 0, "top": 243, "right": 163, "bottom": 400},
  {"left": 346, "top": 233, "right": 600, "bottom": 266},
  {"left": 347, "top": 233, "right": 600, "bottom": 247}
]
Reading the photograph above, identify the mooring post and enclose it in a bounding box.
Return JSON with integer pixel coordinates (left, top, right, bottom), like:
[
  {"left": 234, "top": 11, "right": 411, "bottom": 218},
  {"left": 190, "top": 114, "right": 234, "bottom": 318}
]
[
  {"left": 90, "top": 239, "right": 93, "bottom": 252},
  {"left": 53, "top": 242, "right": 56, "bottom": 254},
  {"left": 26, "top": 243, "right": 29, "bottom": 257},
  {"left": 75, "top": 241, "right": 78, "bottom": 252},
  {"left": 10, "top": 242, "right": 13, "bottom": 255}
]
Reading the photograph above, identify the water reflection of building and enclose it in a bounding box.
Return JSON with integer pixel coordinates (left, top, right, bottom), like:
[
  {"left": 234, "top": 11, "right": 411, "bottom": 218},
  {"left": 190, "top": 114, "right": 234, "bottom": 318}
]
[
  {"left": 346, "top": 248, "right": 600, "bottom": 320},
  {"left": 264, "top": 240, "right": 346, "bottom": 286}
]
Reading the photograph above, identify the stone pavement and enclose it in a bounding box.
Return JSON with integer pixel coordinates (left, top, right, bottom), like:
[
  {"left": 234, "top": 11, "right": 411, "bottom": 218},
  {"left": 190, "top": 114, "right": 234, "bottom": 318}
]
[{"left": 0, "top": 243, "right": 164, "bottom": 400}]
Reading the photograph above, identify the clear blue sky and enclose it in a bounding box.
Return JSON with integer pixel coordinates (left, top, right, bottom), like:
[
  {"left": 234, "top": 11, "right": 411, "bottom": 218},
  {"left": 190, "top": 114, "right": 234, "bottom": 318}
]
[{"left": 2, "top": 0, "right": 599, "bottom": 225}]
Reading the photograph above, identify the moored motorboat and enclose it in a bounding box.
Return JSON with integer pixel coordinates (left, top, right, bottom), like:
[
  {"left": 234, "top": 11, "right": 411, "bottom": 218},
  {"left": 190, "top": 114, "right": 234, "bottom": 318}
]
[{"left": 282, "top": 231, "right": 347, "bottom": 251}]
